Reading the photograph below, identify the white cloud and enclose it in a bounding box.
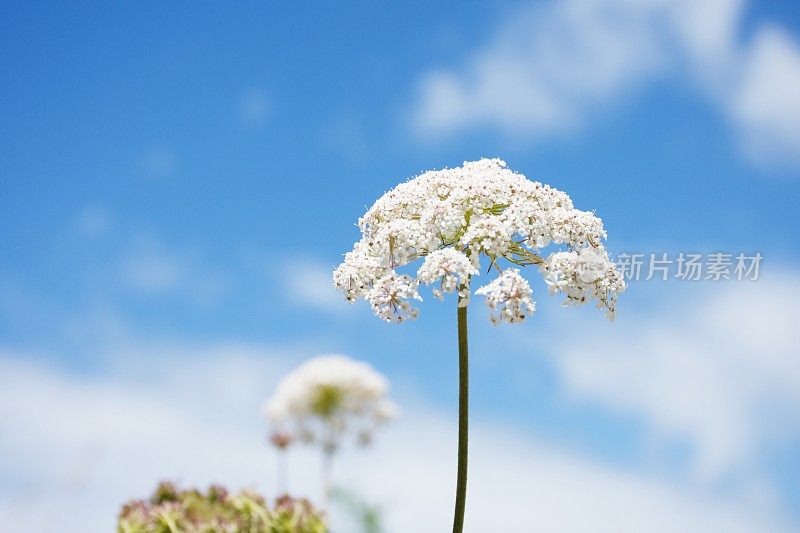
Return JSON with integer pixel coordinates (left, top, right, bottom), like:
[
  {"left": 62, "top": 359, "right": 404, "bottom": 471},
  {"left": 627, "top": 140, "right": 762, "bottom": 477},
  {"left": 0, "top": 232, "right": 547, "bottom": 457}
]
[
  {"left": 0, "top": 343, "right": 295, "bottom": 532},
  {"left": 0, "top": 332, "right": 794, "bottom": 532},
  {"left": 664, "top": 0, "right": 743, "bottom": 74},
  {"left": 414, "top": 0, "right": 664, "bottom": 139},
  {"left": 729, "top": 26, "right": 800, "bottom": 167},
  {"left": 280, "top": 256, "right": 348, "bottom": 314},
  {"left": 119, "top": 234, "right": 227, "bottom": 302},
  {"left": 411, "top": 0, "right": 800, "bottom": 169},
  {"left": 549, "top": 274, "right": 800, "bottom": 481}
]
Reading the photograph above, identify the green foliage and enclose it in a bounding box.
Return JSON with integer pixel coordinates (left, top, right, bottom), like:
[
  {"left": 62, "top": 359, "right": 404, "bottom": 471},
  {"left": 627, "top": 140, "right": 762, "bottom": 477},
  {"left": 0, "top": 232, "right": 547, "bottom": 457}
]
[{"left": 118, "top": 482, "right": 326, "bottom": 533}]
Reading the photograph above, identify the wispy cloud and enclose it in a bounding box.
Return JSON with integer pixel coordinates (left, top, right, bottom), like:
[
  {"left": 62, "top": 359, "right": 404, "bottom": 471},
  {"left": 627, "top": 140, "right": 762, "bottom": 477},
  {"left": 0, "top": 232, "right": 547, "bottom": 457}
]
[
  {"left": 729, "top": 27, "right": 800, "bottom": 168},
  {"left": 0, "top": 340, "right": 792, "bottom": 532},
  {"left": 119, "top": 236, "right": 186, "bottom": 292},
  {"left": 411, "top": 0, "right": 800, "bottom": 169},
  {"left": 280, "top": 256, "right": 347, "bottom": 314},
  {"left": 0, "top": 342, "right": 298, "bottom": 532},
  {"left": 118, "top": 234, "right": 227, "bottom": 303},
  {"left": 547, "top": 272, "right": 800, "bottom": 482},
  {"left": 413, "top": 0, "right": 665, "bottom": 138}
]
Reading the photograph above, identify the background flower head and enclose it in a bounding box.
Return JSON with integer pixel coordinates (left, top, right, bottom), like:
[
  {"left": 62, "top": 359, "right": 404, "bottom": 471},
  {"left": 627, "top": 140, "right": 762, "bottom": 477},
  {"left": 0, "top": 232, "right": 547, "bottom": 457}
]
[{"left": 264, "top": 355, "right": 397, "bottom": 451}]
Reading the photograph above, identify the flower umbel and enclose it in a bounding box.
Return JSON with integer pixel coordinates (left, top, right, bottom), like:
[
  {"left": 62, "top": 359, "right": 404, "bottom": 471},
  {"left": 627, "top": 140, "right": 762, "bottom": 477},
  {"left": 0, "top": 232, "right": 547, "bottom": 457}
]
[{"left": 333, "top": 158, "right": 625, "bottom": 323}]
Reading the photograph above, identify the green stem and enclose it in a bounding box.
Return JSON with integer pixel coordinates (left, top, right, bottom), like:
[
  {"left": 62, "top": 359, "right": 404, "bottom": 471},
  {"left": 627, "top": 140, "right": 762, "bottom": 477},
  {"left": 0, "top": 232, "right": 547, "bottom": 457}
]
[
  {"left": 452, "top": 301, "right": 469, "bottom": 533},
  {"left": 322, "top": 448, "right": 333, "bottom": 512}
]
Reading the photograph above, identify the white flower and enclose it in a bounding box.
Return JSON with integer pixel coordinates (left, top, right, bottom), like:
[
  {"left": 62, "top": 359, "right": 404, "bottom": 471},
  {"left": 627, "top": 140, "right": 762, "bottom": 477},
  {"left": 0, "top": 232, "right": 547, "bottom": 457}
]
[
  {"left": 264, "top": 354, "right": 396, "bottom": 450},
  {"left": 417, "top": 248, "right": 478, "bottom": 303},
  {"left": 475, "top": 269, "right": 535, "bottom": 325},
  {"left": 334, "top": 158, "right": 625, "bottom": 322},
  {"left": 332, "top": 240, "right": 388, "bottom": 302},
  {"left": 541, "top": 247, "right": 625, "bottom": 320},
  {"left": 549, "top": 208, "right": 607, "bottom": 247},
  {"left": 366, "top": 273, "right": 422, "bottom": 323},
  {"left": 460, "top": 215, "right": 512, "bottom": 257}
]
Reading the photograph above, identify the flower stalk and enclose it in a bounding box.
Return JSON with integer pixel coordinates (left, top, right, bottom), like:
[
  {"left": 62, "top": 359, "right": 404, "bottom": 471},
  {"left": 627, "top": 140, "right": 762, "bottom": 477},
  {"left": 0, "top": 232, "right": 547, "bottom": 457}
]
[{"left": 453, "top": 297, "right": 469, "bottom": 533}]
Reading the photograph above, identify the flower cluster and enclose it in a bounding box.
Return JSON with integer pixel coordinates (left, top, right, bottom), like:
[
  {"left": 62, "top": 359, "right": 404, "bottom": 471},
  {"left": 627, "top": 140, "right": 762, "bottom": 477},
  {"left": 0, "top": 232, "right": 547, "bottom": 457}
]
[
  {"left": 417, "top": 248, "right": 478, "bottom": 304},
  {"left": 542, "top": 247, "right": 625, "bottom": 320},
  {"left": 264, "top": 355, "right": 397, "bottom": 452},
  {"left": 474, "top": 269, "right": 535, "bottom": 324},
  {"left": 117, "top": 482, "right": 326, "bottom": 533},
  {"left": 333, "top": 158, "right": 625, "bottom": 323},
  {"left": 365, "top": 273, "right": 421, "bottom": 322}
]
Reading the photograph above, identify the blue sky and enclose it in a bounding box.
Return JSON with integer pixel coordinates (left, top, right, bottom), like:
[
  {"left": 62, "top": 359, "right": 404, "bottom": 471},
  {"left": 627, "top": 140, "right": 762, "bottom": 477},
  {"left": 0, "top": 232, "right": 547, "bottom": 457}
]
[{"left": 2, "top": 1, "right": 800, "bottom": 531}]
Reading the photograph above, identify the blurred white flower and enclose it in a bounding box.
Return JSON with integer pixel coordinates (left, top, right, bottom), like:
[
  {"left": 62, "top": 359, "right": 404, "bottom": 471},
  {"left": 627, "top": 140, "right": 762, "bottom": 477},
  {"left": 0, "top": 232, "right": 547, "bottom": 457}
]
[
  {"left": 333, "top": 158, "right": 625, "bottom": 323},
  {"left": 264, "top": 355, "right": 397, "bottom": 451}
]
